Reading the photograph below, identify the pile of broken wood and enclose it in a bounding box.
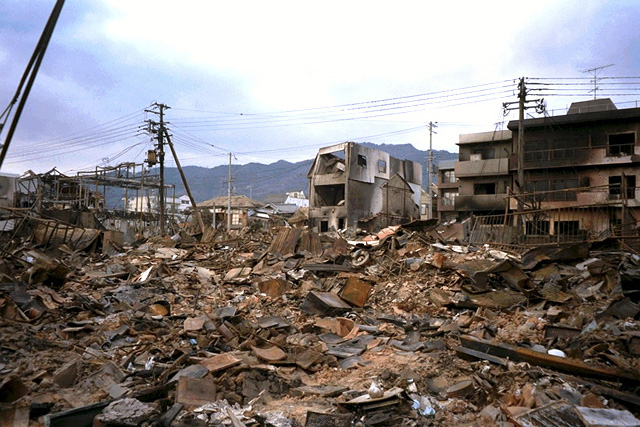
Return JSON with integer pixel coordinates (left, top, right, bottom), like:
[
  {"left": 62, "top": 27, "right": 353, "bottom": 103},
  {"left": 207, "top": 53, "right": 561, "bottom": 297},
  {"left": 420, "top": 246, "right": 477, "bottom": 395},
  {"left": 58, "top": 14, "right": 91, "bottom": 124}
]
[{"left": 0, "top": 223, "right": 639, "bottom": 427}]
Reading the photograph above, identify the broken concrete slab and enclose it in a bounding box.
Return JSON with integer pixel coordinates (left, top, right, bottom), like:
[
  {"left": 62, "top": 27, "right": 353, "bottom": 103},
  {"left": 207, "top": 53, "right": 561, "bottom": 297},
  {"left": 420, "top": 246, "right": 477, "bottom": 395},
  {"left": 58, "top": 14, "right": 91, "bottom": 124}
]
[
  {"left": 95, "top": 398, "right": 159, "bottom": 426},
  {"left": 574, "top": 406, "right": 640, "bottom": 427}
]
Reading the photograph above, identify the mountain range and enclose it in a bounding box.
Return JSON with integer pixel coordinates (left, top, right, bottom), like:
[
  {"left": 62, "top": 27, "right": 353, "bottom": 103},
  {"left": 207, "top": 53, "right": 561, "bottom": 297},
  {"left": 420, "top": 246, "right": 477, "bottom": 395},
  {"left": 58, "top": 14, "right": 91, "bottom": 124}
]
[{"left": 110, "top": 142, "right": 457, "bottom": 207}]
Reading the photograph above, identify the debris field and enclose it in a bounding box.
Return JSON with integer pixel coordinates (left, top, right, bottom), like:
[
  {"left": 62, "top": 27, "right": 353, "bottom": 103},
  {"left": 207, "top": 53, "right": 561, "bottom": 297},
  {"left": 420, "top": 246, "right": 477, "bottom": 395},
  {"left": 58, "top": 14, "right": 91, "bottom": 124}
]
[{"left": 1, "top": 222, "right": 639, "bottom": 427}]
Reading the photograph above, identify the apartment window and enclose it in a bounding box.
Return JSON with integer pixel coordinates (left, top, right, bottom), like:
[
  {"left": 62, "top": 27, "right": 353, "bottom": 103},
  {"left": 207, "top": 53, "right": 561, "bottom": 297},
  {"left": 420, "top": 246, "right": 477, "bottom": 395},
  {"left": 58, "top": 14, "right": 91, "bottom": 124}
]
[
  {"left": 608, "top": 133, "right": 635, "bottom": 156},
  {"left": 526, "top": 220, "right": 550, "bottom": 235},
  {"left": 441, "top": 190, "right": 457, "bottom": 206},
  {"left": 609, "top": 175, "right": 636, "bottom": 199},
  {"left": 551, "top": 179, "right": 578, "bottom": 201},
  {"left": 357, "top": 154, "right": 367, "bottom": 167},
  {"left": 442, "top": 170, "right": 456, "bottom": 184},
  {"left": 377, "top": 159, "right": 387, "bottom": 173},
  {"left": 474, "top": 183, "right": 496, "bottom": 195},
  {"left": 524, "top": 180, "right": 550, "bottom": 202},
  {"left": 524, "top": 140, "right": 549, "bottom": 161},
  {"left": 554, "top": 221, "right": 580, "bottom": 235},
  {"left": 472, "top": 147, "right": 495, "bottom": 160}
]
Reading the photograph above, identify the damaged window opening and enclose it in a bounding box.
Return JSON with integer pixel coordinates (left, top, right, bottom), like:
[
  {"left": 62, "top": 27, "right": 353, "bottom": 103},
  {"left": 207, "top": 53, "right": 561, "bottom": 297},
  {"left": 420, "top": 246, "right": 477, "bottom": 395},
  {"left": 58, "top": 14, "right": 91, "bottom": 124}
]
[
  {"left": 474, "top": 183, "right": 496, "bottom": 195},
  {"left": 609, "top": 175, "right": 636, "bottom": 199},
  {"left": 377, "top": 159, "right": 386, "bottom": 173},
  {"left": 554, "top": 220, "right": 580, "bottom": 235},
  {"left": 442, "top": 170, "right": 456, "bottom": 184},
  {"left": 338, "top": 218, "right": 345, "bottom": 229},
  {"left": 441, "top": 190, "right": 457, "bottom": 206},
  {"left": 357, "top": 154, "right": 367, "bottom": 168},
  {"left": 320, "top": 220, "right": 329, "bottom": 232},
  {"left": 607, "top": 133, "right": 635, "bottom": 156},
  {"left": 551, "top": 179, "right": 578, "bottom": 201},
  {"left": 313, "top": 184, "right": 345, "bottom": 207}
]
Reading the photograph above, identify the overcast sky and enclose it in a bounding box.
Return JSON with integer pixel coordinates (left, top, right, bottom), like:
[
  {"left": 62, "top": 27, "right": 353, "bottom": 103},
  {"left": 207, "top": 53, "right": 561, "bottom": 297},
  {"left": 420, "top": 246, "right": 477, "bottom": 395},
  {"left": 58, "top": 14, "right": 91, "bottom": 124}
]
[{"left": 1, "top": 0, "right": 639, "bottom": 175}]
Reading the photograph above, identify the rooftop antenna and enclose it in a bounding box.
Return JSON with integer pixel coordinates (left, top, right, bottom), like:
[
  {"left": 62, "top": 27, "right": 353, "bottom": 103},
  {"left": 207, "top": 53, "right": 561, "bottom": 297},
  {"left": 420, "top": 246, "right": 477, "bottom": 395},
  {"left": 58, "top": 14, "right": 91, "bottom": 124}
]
[{"left": 582, "top": 64, "right": 614, "bottom": 99}]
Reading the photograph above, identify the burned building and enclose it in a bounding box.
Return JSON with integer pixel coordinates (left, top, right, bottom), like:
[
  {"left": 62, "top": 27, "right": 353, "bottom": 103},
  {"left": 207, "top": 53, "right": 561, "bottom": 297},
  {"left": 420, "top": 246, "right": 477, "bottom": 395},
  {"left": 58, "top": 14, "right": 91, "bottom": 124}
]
[
  {"left": 448, "top": 99, "right": 640, "bottom": 249},
  {"left": 453, "top": 130, "right": 512, "bottom": 216},
  {"left": 307, "top": 142, "right": 422, "bottom": 232},
  {"left": 435, "top": 159, "right": 459, "bottom": 222},
  {"left": 508, "top": 98, "right": 639, "bottom": 239}
]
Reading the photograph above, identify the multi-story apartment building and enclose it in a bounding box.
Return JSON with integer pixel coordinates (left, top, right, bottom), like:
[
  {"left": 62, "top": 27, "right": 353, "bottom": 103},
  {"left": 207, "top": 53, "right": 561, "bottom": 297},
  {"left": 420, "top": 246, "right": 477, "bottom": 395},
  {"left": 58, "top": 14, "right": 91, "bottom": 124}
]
[
  {"left": 442, "top": 98, "right": 640, "bottom": 245},
  {"left": 307, "top": 142, "right": 422, "bottom": 232},
  {"left": 508, "top": 98, "right": 639, "bottom": 239}
]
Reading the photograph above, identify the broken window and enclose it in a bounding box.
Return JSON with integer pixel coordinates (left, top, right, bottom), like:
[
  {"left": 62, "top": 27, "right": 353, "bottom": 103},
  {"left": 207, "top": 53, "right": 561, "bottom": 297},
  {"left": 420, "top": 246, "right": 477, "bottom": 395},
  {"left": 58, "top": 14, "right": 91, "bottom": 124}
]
[
  {"left": 474, "top": 183, "right": 496, "bottom": 195},
  {"left": 357, "top": 154, "right": 367, "bottom": 168},
  {"left": 317, "top": 153, "right": 346, "bottom": 174},
  {"left": 320, "top": 220, "right": 329, "bottom": 232},
  {"left": 313, "top": 184, "right": 345, "bottom": 207},
  {"left": 441, "top": 190, "right": 457, "bottom": 206},
  {"left": 442, "top": 170, "right": 456, "bottom": 184},
  {"left": 607, "top": 133, "right": 635, "bottom": 156},
  {"left": 377, "top": 159, "right": 386, "bottom": 173},
  {"left": 554, "top": 221, "right": 580, "bottom": 235},
  {"left": 609, "top": 175, "right": 636, "bottom": 199},
  {"left": 526, "top": 220, "right": 550, "bottom": 235},
  {"left": 550, "top": 179, "right": 578, "bottom": 201},
  {"left": 524, "top": 180, "right": 549, "bottom": 202},
  {"left": 471, "top": 147, "right": 495, "bottom": 160},
  {"left": 338, "top": 218, "right": 345, "bottom": 229},
  {"left": 524, "top": 140, "right": 549, "bottom": 161}
]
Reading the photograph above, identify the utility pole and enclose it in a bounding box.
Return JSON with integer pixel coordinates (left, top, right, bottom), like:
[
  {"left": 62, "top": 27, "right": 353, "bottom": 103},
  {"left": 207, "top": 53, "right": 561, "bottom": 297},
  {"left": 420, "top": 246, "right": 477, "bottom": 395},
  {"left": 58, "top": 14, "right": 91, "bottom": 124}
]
[
  {"left": 426, "top": 121, "right": 437, "bottom": 219},
  {"left": 145, "top": 103, "right": 169, "bottom": 235},
  {"left": 246, "top": 185, "right": 253, "bottom": 200},
  {"left": 503, "top": 78, "right": 545, "bottom": 229},
  {"left": 227, "top": 152, "right": 233, "bottom": 232},
  {"left": 164, "top": 129, "right": 206, "bottom": 234}
]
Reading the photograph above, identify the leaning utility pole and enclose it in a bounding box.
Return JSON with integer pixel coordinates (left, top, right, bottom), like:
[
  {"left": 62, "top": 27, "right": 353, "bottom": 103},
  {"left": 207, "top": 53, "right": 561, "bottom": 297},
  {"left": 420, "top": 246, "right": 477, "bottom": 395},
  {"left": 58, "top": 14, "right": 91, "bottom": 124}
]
[
  {"left": 0, "top": 0, "right": 65, "bottom": 169},
  {"left": 164, "top": 129, "right": 206, "bottom": 234},
  {"left": 426, "top": 121, "right": 437, "bottom": 219},
  {"left": 145, "top": 103, "right": 169, "bottom": 235}
]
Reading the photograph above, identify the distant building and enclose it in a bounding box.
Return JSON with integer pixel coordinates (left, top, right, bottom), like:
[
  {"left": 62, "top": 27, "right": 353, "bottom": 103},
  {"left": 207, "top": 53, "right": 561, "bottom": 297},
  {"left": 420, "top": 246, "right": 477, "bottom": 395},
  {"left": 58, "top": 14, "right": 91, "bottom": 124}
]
[
  {"left": 126, "top": 194, "right": 191, "bottom": 215},
  {"left": 307, "top": 142, "right": 422, "bottom": 232},
  {"left": 284, "top": 190, "right": 309, "bottom": 207},
  {"left": 199, "top": 195, "right": 263, "bottom": 229}
]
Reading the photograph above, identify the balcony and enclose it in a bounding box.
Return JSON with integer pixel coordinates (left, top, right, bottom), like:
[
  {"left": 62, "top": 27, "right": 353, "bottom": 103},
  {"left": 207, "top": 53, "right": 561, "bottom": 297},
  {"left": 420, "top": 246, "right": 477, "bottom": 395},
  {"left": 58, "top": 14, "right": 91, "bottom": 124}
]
[
  {"left": 455, "top": 194, "right": 507, "bottom": 211},
  {"left": 455, "top": 158, "right": 509, "bottom": 178}
]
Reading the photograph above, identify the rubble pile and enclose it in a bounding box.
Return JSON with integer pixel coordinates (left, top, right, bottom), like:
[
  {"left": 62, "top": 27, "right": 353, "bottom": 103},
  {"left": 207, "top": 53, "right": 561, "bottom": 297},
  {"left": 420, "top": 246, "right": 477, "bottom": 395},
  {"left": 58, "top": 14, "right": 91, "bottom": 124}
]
[{"left": 0, "top": 224, "right": 639, "bottom": 427}]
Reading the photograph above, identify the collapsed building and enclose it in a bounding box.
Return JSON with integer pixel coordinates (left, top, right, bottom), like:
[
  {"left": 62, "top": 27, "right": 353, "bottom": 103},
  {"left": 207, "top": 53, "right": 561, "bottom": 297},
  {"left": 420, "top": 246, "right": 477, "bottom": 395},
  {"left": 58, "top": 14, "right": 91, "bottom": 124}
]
[{"left": 307, "top": 142, "right": 422, "bottom": 233}]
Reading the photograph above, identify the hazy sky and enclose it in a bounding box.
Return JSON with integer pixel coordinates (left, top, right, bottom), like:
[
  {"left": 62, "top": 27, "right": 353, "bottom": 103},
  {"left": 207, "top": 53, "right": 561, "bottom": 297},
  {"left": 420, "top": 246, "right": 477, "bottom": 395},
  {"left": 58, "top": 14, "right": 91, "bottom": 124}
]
[{"left": 1, "top": 1, "right": 639, "bottom": 174}]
